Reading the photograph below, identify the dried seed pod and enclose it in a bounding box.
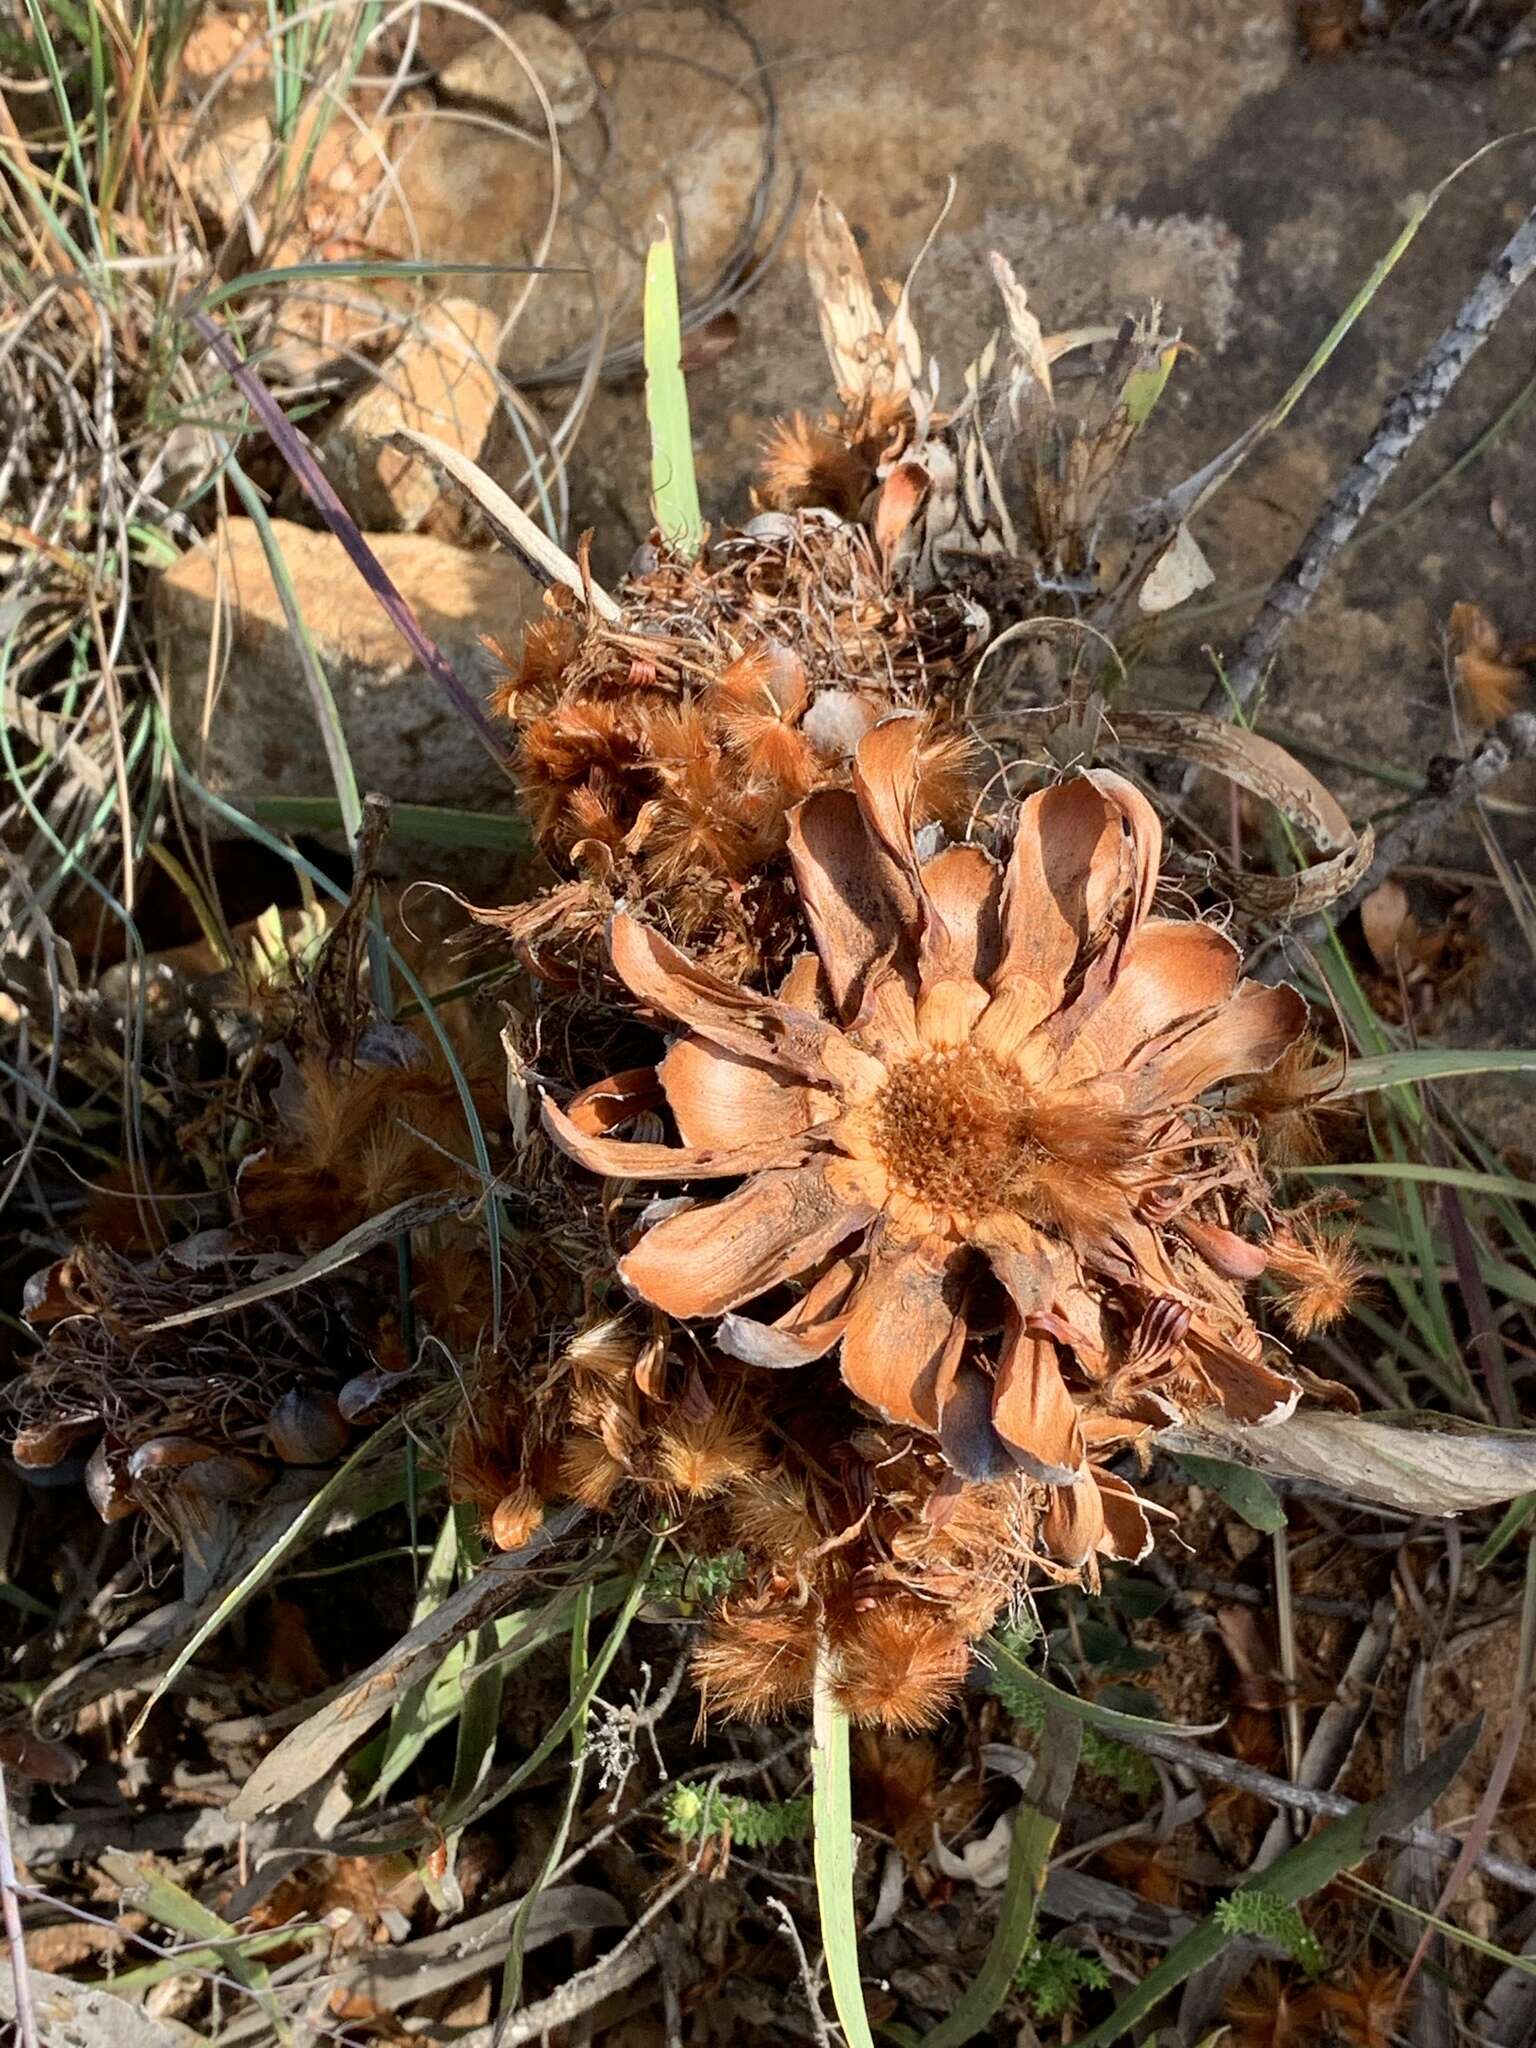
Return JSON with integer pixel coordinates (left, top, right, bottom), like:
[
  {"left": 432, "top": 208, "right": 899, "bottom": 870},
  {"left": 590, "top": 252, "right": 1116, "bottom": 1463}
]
[
  {"left": 20, "top": 1257, "right": 81, "bottom": 1328},
  {"left": 128, "top": 1438, "right": 272, "bottom": 1500},
  {"left": 11, "top": 1420, "right": 94, "bottom": 1469},
  {"left": 127, "top": 1435, "right": 223, "bottom": 1479},
  {"left": 338, "top": 1365, "right": 413, "bottom": 1422},
  {"left": 0, "top": 1727, "right": 83, "bottom": 1785},
  {"left": 489, "top": 1484, "right": 545, "bottom": 1552},
  {"left": 85, "top": 1440, "right": 138, "bottom": 1524},
  {"left": 268, "top": 1389, "right": 351, "bottom": 1465},
  {"left": 172, "top": 1452, "right": 275, "bottom": 1504}
]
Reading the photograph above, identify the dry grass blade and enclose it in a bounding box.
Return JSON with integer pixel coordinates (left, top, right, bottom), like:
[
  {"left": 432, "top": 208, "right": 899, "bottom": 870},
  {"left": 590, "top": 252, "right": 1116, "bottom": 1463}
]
[
  {"left": 230, "top": 1504, "right": 584, "bottom": 1818},
  {"left": 139, "top": 1190, "right": 466, "bottom": 1333},
  {"left": 385, "top": 426, "right": 621, "bottom": 620}
]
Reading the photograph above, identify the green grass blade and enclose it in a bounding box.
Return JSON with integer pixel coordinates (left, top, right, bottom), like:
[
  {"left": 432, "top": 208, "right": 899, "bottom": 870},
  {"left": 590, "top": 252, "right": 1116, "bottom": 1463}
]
[
  {"left": 1337, "top": 1048, "right": 1536, "bottom": 1096},
  {"left": 987, "top": 1635, "right": 1223, "bottom": 1739},
  {"left": 100, "top": 1852, "right": 292, "bottom": 2042},
  {"left": 229, "top": 461, "right": 361, "bottom": 843},
  {"left": 1477, "top": 1494, "right": 1536, "bottom": 1570},
  {"left": 365, "top": 1507, "right": 465, "bottom": 1803},
  {"left": 812, "top": 1640, "right": 877, "bottom": 2048},
  {"left": 196, "top": 258, "right": 570, "bottom": 312},
  {"left": 248, "top": 794, "right": 528, "bottom": 850},
  {"left": 920, "top": 1707, "right": 1082, "bottom": 2048},
  {"left": 441, "top": 1517, "right": 509, "bottom": 1826},
  {"left": 1289, "top": 1160, "right": 1536, "bottom": 1203},
  {"left": 503, "top": 1580, "right": 594, "bottom": 2011},
  {"left": 643, "top": 220, "right": 703, "bottom": 557},
  {"left": 465, "top": 1534, "right": 665, "bottom": 1827}
]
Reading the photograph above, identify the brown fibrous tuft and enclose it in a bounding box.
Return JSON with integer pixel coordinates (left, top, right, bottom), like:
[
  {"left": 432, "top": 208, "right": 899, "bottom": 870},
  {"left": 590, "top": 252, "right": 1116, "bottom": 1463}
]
[{"left": 829, "top": 1598, "right": 971, "bottom": 1731}]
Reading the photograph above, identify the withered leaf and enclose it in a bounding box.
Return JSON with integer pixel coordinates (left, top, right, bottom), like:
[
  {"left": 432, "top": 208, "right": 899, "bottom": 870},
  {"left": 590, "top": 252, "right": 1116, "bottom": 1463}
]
[{"left": 1160, "top": 1411, "right": 1536, "bottom": 1516}]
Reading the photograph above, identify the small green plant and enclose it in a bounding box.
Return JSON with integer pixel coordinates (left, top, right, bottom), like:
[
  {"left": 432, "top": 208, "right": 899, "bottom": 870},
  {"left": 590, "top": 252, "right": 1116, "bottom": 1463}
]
[
  {"left": 648, "top": 1550, "right": 747, "bottom": 1605},
  {"left": 1215, "top": 1891, "right": 1325, "bottom": 1974},
  {"left": 1015, "top": 1937, "right": 1110, "bottom": 2021},
  {"left": 988, "top": 1642, "right": 1156, "bottom": 1798},
  {"left": 664, "top": 1783, "right": 811, "bottom": 1850},
  {"left": 1080, "top": 1727, "right": 1158, "bottom": 1798}
]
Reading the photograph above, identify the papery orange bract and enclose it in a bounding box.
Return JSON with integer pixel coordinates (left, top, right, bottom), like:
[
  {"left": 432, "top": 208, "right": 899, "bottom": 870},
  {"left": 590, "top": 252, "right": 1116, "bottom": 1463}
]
[{"left": 546, "top": 716, "right": 1319, "bottom": 1558}]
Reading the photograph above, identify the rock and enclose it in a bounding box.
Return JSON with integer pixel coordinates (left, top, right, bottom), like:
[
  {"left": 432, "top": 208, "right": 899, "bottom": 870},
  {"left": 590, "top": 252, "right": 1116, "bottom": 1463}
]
[
  {"left": 164, "top": 7, "right": 274, "bottom": 232},
  {"left": 376, "top": 7, "right": 774, "bottom": 380},
  {"left": 155, "top": 520, "right": 525, "bottom": 814},
  {"left": 314, "top": 299, "right": 503, "bottom": 532},
  {"left": 1, "top": 1968, "right": 202, "bottom": 2047},
  {"left": 437, "top": 14, "right": 597, "bottom": 128}
]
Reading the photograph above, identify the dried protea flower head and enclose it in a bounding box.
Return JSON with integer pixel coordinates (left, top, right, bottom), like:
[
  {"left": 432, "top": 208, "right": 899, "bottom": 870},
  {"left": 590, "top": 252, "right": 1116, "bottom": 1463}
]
[
  {"left": 479, "top": 504, "right": 985, "bottom": 990},
  {"left": 758, "top": 196, "right": 1186, "bottom": 636},
  {"left": 543, "top": 712, "right": 1354, "bottom": 1718}
]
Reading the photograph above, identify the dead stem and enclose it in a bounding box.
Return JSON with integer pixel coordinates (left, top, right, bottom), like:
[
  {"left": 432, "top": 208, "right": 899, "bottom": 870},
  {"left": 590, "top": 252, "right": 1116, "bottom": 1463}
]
[
  {"left": 0, "top": 1768, "right": 39, "bottom": 2048},
  {"left": 1209, "top": 201, "right": 1536, "bottom": 722}
]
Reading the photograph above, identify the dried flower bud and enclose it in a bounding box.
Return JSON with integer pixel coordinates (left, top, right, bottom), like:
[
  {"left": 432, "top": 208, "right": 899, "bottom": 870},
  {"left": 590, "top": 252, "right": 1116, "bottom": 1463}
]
[
  {"left": 85, "top": 1441, "right": 138, "bottom": 1523},
  {"left": 565, "top": 1318, "right": 643, "bottom": 1383},
  {"left": 268, "top": 1389, "right": 351, "bottom": 1465},
  {"left": 490, "top": 1484, "right": 545, "bottom": 1552},
  {"left": 12, "top": 1421, "right": 93, "bottom": 1469}
]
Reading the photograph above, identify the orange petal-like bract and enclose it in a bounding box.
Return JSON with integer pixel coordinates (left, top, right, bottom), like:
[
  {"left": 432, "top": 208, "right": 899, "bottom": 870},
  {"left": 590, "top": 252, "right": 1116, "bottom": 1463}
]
[{"left": 542, "top": 714, "right": 1334, "bottom": 1718}]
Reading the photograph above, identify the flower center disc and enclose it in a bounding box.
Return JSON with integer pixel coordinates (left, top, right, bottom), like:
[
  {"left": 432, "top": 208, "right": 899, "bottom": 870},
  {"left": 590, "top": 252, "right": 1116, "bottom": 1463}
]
[{"left": 870, "top": 1045, "right": 1043, "bottom": 1226}]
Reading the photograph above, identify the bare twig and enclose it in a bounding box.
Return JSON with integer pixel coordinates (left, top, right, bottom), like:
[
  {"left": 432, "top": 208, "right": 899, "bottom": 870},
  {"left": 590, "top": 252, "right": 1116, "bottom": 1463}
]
[
  {"left": 766, "top": 1896, "right": 834, "bottom": 2048},
  {"left": 1205, "top": 202, "right": 1536, "bottom": 720},
  {"left": 1352, "top": 710, "right": 1536, "bottom": 889},
  {"left": 1094, "top": 1717, "right": 1536, "bottom": 1897},
  {"left": 481, "top": 1869, "right": 697, "bottom": 2048},
  {"left": 1267, "top": 709, "right": 1536, "bottom": 963},
  {"left": 0, "top": 1770, "right": 38, "bottom": 2048}
]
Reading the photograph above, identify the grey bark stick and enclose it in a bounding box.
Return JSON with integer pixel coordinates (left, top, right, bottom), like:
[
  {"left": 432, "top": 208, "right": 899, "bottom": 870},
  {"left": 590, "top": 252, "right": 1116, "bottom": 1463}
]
[
  {"left": 0, "top": 1770, "right": 39, "bottom": 2048},
  {"left": 1205, "top": 203, "right": 1536, "bottom": 721},
  {"left": 1265, "top": 708, "right": 1536, "bottom": 965},
  {"left": 1095, "top": 1715, "right": 1536, "bottom": 1898}
]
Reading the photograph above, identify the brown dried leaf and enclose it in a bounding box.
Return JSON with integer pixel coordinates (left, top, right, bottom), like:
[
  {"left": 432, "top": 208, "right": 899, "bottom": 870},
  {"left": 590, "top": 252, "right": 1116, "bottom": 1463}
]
[
  {"left": 805, "top": 193, "right": 888, "bottom": 406},
  {"left": 1137, "top": 523, "right": 1215, "bottom": 614},
  {"left": 989, "top": 250, "right": 1054, "bottom": 401}
]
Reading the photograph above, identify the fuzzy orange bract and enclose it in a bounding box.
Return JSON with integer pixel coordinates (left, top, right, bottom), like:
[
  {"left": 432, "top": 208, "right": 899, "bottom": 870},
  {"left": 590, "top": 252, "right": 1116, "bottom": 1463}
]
[{"left": 544, "top": 713, "right": 1324, "bottom": 1566}]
